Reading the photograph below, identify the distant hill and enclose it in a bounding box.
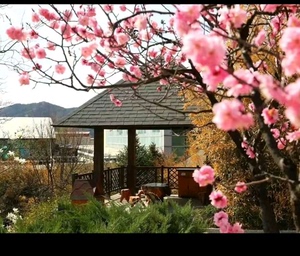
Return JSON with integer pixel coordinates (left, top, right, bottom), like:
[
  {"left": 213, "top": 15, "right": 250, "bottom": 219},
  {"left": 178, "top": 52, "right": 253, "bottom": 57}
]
[{"left": 0, "top": 101, "right": 77, "bottom": 122}]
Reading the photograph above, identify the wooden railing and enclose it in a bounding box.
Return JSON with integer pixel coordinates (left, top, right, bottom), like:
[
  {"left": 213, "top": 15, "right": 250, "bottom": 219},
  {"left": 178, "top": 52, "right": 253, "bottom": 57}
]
[{"left": 72, "top": 166, "right": 198, "bottom": 196}]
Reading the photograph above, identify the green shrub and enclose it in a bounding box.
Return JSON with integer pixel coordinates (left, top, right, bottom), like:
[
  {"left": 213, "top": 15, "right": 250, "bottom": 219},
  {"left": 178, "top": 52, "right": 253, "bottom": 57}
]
[{"left": 13, "top": 197, "right": 210, "bottom": 233}]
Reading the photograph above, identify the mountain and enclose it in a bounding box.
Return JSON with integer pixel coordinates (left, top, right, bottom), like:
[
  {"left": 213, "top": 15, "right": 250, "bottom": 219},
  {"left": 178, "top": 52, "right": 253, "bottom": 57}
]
[{"left": 0, "top": 101, "right": 77, "bottom": 122}]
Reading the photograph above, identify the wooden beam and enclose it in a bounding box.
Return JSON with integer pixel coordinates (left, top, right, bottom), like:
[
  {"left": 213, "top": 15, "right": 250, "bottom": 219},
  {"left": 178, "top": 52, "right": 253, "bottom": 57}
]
[
  {"left": 127, "top": 128, "right": 136, "bottom": 195},
  {"left": 94, "top": 127, "right": 104, "bottom": 197}
]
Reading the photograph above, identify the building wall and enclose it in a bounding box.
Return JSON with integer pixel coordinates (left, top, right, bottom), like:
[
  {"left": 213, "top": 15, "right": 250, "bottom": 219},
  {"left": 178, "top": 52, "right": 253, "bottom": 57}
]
[{"left": 103, "top": 129, "right": 187, "bottom": 158}]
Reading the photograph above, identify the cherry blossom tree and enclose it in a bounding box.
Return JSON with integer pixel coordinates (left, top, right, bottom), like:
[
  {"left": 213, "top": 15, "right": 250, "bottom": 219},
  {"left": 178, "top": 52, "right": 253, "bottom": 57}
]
[{"left": 6, "top": 4, "right": 300, "bottom": 233}]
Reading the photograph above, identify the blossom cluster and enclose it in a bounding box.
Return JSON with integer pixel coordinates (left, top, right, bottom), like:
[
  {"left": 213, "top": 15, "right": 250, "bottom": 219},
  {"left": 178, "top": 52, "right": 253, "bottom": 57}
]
[{"left": 193, "top": 165, "right": 246, "bottom": 233}]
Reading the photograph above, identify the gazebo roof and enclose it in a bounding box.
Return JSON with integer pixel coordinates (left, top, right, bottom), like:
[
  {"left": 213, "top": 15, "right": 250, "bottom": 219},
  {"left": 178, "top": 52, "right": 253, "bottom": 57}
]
[{"left": 53, "top": 80, "right": 194, "bottom": 130}]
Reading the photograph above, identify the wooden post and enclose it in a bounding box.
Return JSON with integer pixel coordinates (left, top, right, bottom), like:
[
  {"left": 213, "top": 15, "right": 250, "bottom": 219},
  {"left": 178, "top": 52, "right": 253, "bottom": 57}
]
[
  {"left": 93, "top": 127, "right": 104, "bottom": 200},
  {"left": 127, "top": 128, "right": 136, "bottom": 195},
  {"left": 119, "top": 165, "right": 125, "bottom": 188},
  {"left": 72, "top": 173, "right": 78, "bottom": 186}
]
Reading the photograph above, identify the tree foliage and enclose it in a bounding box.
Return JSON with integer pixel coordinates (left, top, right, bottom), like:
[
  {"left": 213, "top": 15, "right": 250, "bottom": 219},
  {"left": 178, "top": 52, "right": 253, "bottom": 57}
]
[{"left": 116, "top": 135, "right": 162, "bottom": 167}]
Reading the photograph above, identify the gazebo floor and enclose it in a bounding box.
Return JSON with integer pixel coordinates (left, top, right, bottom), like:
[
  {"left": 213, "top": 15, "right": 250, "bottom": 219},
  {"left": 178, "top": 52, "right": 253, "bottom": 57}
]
[{"left": 104, "top": 193, "right": 206, "bottom": 209}]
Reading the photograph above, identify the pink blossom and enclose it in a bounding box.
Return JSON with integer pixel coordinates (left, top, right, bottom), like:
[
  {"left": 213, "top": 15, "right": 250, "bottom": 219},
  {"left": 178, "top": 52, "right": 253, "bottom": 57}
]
[
  {"left": 173, "top": 5, "right": 202, "bottom": 36},
  {"left": 115, "top": 32, "right": 130, "bottom": 45},
  {"left": 279, "top": 27, "right": 300, "bottom": 76},
  {"left": 241, "top": 139, "right": 255, "bottom": 158},
  {"left": 129, "top": 66, "right": 142, "bottom": 79},
  {"left": 6, "top": 26, "right": 27, "bottom": 41},
  {"left": 47, "top": 42, "right": 56, "bottom": 51},
  {"left": 87, "top": 7, "right": 96, "bottom": 17},
  {"left": 60, "top": 24, "right": 72, "bottom": 41},
  {"left": 114, "top": 99, "right": 123, "bottom": 107},
  {"left": 257, "top": 74, "right": 287, "bottom": 104},
  {"left": 202, "top": 66, "right": 229, "bottom": 92},
  {"left": 110, "top": 94, "right": 116, "bottom": 102},
  {"left": 212, "top": 99, "right": 254, "bottom": 131},
  {"left": 246, "top": 146, "right": 255, "bottom": 159},
  {"left": 33, "top": 63, "right": 42, "bottom": 70},
  {"left": 160, "top": 79, "right": 169, "bottom": 86},
  {"left": 39, "top": 8, "right": 58, "bottom": 21},
  {"left": 281, "top": 52, "right": 300, "bottom": 77},
  {"left": 192, "top": 165, "right": 215, "bottom": 187},
  {"left": 164, "top": 54, "right": 172, "bottom": 63},
  {"left": 86, "top": 74, "right": 94, "bottom": 85},
  {"left": 32, "top": 12, "right": 40, "bottom": 22},
  {"left": 218, "top": 5, "right": 247, "bottom": 29},
  {"left": 277, "top": 139, "right": 286, "bottom": 150},
  {"left": 287, "top": 15, "right": 300, "bottom": 27},
  {"left": 119, "top": 5, "right": 127, "bottom": 12},
  {"left": 253, "top": 30, "right": 266, "bottom": 46},
  {"left": 29, "top": 30, "right": 39, "bottom": 39},
  {"left": 235, "top": 182, "right": 247, "bottom": 193},
  {"left": 95, "top": 54, "right": 105, "bottom": 64},
  {"left": 261, "top": 108, "right": 279, "bottom": 125},
  {"left": 19, "top": 72, "right": 30, "bottom": 85},
  {"left": 285, "top": 106, "right": 300, "bottom": 128},
  {"left": 231, "top": 222, "right": 245, "bottom": 233},
  {"left": 241, "top": 140, "right": 248, "bottom": 148},
  {"left": 223, "top": 69, "right": 259, "bottom": 97},
  {"left": 271, "top": 16, "right": 281, "bottom": 35},
  {"left": 110, "top": 94, "right": 122, "bottom": 107},
  {"left": 50, "top": 21, "right": 60, "bottom": 30},
  {"left": 36, "top": 48, "right": 46, "bottom": 59},
  {"left": 173, "top": 13, "right": 190, "bottom": 37},
  {"left": 284, "top": 79, "right": 300, "bottom": 127},
  {"left": 115, "top": 57, "right": 127, "bottom": 68},
  {"left": 281, "top": 122, "right": 289, "bottom": 131},
  {"left": 134, "top": 15, "right": 148, "bottom": 31},
  {"left": 271, "top": 128, "right": 280, "bottom": 139},
  {"left": 248, "top": 103, "right": 255, "bottom": 112},
  {"left": 286, "top": 129, "right": 300, "bottom": 142},
  {"left": 176, "top": 4, "right": 202, "bottom": 24},
  {"left": 219, "top": 222, "right": 232, "bottom": 233},
  {"left": 228, "top": 222, "right": 245, "bottom": 233},
  {"left": 78, "top": 15, "right": 90, "bottom": 26},
  {"left": 63, "top": 9, "right": 72, "bottom": 21},
  {"left": 55, "top": 64, "right": 66, "bottom": 74},
  {"left": 182, "top": 29, "right": 226, "bottom": 72},
  {"left": 103, "top": 4, "right": 113, "bottom": 12},
  {"left": 81, "top": 44, "right": 97, "bottom": 58},
  {"left": 209, "top": 190, "right": 228, "bottom": 209},
  {"left": 148, "top": 49, "right": 158, "bottom": 58},
  {"left": 213, "top": 211, "right": 229, "bottom": 227},
  {"left": 123, "top": 73, "right": 138, "bottom": 83},
  {"left": 98, "top": 69, "right": 105, "bottom": 77},
  {"left": 21, "top": 48, "right": 36, "bottom": 59}
]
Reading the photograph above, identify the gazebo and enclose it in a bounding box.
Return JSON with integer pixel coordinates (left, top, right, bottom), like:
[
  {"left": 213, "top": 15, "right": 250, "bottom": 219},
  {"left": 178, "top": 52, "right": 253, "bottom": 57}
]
[{"left": 53, "top": 80, "right": 196, "bottom": 200}]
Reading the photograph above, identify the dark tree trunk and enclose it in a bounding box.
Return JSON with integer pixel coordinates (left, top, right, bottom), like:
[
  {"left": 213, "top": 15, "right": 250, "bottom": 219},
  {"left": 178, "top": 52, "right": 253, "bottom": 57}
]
[
  {"left": 280, "top": 159, "right": 300, "bottom": 232},
  {"left": 257, "top": 183, "right": 280, "bottom": 233}
]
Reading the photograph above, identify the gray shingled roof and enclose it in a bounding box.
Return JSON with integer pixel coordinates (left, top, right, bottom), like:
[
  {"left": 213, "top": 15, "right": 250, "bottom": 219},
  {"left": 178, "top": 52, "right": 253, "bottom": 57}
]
[{"left": 53, "top": 80, "right": 194, "bottom": 129}]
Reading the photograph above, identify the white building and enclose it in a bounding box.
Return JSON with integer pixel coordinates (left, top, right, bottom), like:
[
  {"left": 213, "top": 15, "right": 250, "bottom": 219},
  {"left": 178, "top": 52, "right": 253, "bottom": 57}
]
[
  {"left": 0, "top": 117, "right": 54, "bottom": 139},
  {"left": 0, "top": 117, "right": 55, "bottom": 159}
]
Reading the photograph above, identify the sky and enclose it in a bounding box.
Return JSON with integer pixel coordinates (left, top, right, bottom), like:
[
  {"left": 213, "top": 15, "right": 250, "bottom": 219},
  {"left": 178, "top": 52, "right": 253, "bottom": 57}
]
[
  {"left": 0, "top": 4, "right": 175, "bottom": 109},
  {"left": 0, "top": 5, "right": 105, "bottom": 108}
]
